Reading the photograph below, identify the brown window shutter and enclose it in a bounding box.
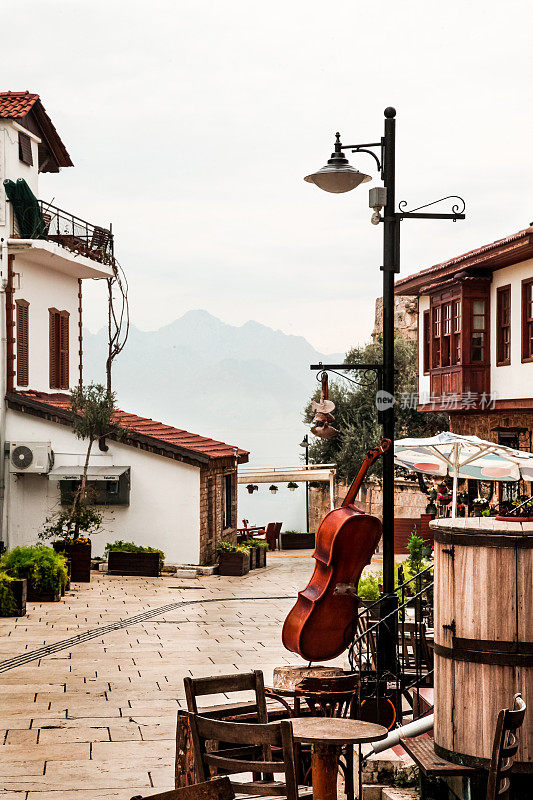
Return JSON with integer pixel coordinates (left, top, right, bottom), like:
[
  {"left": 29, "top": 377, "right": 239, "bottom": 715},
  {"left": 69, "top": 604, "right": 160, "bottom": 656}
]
[
  {"left": 49, "top": 309, "right": 59, "bottom": 388},
  {"left": 18, "top": 132, "right": 33, "bottom": 166},
  {"left": 59, "top": 311, "right": 69, "bottom": 389},
  {"left": 16, "top": 300, "right": 29, "bottom": 386}
]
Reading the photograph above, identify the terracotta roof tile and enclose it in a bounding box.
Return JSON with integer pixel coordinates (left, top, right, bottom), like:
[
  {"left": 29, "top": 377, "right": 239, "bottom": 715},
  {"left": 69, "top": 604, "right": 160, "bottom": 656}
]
[
  {"left": 11, "top": 391, "right": 249, "bottom": 464},
  {"left": 0, "top": 91, "right": 40, "bottom": 117}
]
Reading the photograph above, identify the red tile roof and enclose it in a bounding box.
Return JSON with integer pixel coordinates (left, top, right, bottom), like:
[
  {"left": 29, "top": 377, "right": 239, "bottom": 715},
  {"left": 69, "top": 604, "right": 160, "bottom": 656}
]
[
  {"left": 396, "top": 225, "right": 533, "bottom": 295},
  {"left": 0, "top": 91, "right": 73, "bottom": 169},
  {"left": 0, "top": 91, "right": 40, "bottom": 117},
  {"left": 8, "top": 391, "right": 249, "bottom": 466}
]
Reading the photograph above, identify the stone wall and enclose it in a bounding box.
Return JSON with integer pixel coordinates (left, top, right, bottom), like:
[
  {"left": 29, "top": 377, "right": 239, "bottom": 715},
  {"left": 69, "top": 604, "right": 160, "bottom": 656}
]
[
  {"left": 372, "top": 296, "right": 418, "bottom": 342},
  {"left": 199, "top": 457, "right": 238, "bottom": 565},
  {"left": 450, "top": 410, "right": 533, "bottom": 450},
  {"left": 309, "top": 476, "right": 428, "bottom": 542}
]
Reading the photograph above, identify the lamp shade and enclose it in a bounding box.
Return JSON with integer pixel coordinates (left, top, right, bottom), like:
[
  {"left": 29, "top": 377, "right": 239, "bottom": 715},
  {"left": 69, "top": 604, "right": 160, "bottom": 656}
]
[
  {"left": 305, "top": 134, "right": 371, "bottom": 194},
  {"left": 269, "top": 484, "right": 278, "bottom": 494}
]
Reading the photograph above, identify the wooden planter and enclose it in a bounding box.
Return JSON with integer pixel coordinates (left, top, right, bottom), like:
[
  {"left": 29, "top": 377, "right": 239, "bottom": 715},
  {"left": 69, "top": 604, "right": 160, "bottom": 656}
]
[
  {"left": 27, "top": 585, "right": 61, "bottom": 602},
  {"left": 218, "top": 550, "right": 250, "bottom": 576},
  {"left": 280, "top": 532, "right": 315, "bottom": 550},
  {"left": 249, "top": 547, "right": 260, "bottom": 569},
  {"left": 256, "top": 547, "right": 267, "bottom": 568},
  {"left": 0, "top": 578, "right": 27, "bottom": 617},
  {"left": 53, "top": 541, "right": 91, "bottom": 582},
  {"left": 107, "top": 550, "right": 161, "bottom": 577}
]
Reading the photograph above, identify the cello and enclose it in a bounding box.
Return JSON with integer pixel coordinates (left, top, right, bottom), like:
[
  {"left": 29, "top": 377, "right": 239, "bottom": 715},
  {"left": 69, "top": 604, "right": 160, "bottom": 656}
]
[{"left": 282, "top": 438, "right": 391, "bottom": 662}]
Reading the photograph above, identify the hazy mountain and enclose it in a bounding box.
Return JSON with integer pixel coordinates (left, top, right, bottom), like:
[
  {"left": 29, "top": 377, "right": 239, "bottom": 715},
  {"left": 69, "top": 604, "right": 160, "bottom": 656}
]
[{"left": 82, "top": 310, "right": 344, "bottom": 466}]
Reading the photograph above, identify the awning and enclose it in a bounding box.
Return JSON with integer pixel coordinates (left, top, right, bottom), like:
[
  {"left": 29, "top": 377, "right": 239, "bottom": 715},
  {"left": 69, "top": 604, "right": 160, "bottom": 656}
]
[{"left": 48, "top": 466, "right": 129, "bottom": 481}]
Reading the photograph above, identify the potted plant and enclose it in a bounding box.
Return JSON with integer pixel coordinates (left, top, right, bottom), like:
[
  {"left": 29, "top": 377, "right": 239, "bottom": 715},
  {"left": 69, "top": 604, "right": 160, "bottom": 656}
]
[
  {"left": 472, "top": 497, "right": 489, "bottom": 517},
  {"left": 1, "top": 545, "right": 68, "bottom": 602},
  {"left": 38, "top": 384, "right": 126, "bottom": 582},
  {"left": 217, "top": 541, "right": 250, "bottom": 576},
  {"left": 496, "top": 497, "right": 533, "bottom": 522},
  {"left": 0, "top": 571, "right": 27, "bottom": 617},
  {"left": 248, "top": 538, "right": 268, "bottom": 568},
  {"left": 105, "top": 541, "right": 164, "bottom": 576}
]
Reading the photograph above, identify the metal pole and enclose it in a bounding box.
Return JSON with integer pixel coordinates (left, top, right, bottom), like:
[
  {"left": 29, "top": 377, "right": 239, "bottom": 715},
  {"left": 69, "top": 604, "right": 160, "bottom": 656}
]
[
  {"left": 379, "top": 106, "right": 399, "bottom": 674},
  {"left": 305, "top": 435, "right": 310, "bottom": 532}
]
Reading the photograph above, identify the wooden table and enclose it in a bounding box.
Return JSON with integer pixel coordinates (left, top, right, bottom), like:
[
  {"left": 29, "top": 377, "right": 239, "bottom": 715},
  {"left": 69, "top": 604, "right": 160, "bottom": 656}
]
[{"left": 290, "top": 717, "right": 388, "bottom": 800}]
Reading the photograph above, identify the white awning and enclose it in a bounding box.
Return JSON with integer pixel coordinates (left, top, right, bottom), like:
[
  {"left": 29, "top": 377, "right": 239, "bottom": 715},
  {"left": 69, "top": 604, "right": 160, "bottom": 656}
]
[{"left": 48, "top": 466, "right": 130, "bottom": 481}]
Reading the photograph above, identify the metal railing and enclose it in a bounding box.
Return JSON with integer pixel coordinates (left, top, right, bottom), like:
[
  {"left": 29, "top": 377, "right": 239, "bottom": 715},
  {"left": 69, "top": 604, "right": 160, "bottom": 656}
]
[
  {"left": 12, "top": 199, "right": 114, "bottom": 266},
  {"left": 345, "top": 565, "right": 434, "bottom": 727}
]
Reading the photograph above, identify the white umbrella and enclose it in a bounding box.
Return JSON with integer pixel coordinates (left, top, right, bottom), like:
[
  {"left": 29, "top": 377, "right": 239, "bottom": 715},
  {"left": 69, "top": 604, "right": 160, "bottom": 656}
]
[{"left": 394, "top": 431, "right": 533, "bottom": 517}]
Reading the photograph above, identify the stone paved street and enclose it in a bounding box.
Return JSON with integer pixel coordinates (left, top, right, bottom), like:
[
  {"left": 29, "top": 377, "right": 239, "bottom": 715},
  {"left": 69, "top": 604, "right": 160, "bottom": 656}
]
[{"left": 0, "top": 551, "right": 366, "bottom": 800}]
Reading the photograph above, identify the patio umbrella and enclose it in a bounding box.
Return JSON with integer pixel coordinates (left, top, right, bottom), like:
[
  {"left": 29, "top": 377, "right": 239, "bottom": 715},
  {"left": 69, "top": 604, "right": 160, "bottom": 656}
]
[{"left": 394, "top": 431, "right": 533, "bottom": 517}]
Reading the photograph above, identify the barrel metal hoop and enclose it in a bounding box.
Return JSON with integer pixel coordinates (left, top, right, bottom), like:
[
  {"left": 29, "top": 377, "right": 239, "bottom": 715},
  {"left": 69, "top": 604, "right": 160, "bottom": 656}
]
[
  {"left": 434, "top": 641, "right": 533, "bottom": 667},
  {"left": 433, "top": 530, "right": 533, "bottom": 548},
  {"left": 433, "top": 743, "right": 531, "bottom": 773}
]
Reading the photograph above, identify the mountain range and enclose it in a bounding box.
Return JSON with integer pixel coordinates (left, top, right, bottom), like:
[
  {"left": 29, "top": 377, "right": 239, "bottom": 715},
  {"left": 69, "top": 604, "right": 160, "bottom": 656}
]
[{"left": 82, "top": 310, "right": 344, "bottom": 466}]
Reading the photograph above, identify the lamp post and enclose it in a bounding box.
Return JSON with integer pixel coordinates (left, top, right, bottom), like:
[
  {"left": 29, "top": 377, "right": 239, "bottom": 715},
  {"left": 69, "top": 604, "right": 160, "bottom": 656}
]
[
  {"left": 305, "top": 107, "right": 464, "bottom": 671},
  {"left": 300, "top": 435, "right": 310, "bottom": 532}
]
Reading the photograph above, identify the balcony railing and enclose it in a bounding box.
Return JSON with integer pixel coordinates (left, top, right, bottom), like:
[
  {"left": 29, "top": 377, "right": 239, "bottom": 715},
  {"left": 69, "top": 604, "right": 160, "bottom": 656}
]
[{"left": 11, "top": 199, "right": 114, "bottom": 267}]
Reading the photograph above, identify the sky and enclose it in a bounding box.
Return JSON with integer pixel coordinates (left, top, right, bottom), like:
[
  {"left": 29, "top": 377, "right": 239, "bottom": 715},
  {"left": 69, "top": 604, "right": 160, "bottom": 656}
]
[{"left": 5, "top": 1, "right": 533, "bottom": 353}]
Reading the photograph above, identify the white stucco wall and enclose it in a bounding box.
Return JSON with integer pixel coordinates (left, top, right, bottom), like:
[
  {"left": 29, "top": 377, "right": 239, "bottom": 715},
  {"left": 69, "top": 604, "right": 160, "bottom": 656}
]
[
  {"left": 4, "top": 410, "right": 202, "bottom": 564},
  {"left": 490, "top": 258, "right": 533, "bottom": 400},
  {"left": 12, "top": 255, "right": 80, "bottom": 392},
  {"left": 0, "top": 120, "right": 40, "bottom": 239},
  {"left": 418, "top": 295, "right": 430, "bottom": 402}
]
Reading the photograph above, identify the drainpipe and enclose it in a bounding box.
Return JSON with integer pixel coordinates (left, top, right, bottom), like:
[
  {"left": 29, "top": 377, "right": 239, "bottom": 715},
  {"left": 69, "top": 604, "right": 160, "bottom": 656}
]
[{"left": 0, "top": 239, "right": 9, "bottom": 548}]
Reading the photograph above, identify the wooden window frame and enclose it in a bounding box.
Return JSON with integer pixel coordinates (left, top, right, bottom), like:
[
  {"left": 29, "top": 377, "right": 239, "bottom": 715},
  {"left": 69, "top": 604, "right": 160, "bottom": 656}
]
[
  {"left": 49, "top": 308, "right": 70, "bottom": 389},
  {"left": 223, "top": 473, "right": 234, "bottom": 529},
  {"left": 496, "top": 284, "right": 511, "bottom": 367},
  {"left": 469, "top": 296, "right": 489, "bottom": 364},
  {"left": 18, "top": 132, "right": 33, "bottom": 166},
  {"left": 422, "top": 310, "right": 430, "bottom": 374},
  {"left": 15, "top": 299, "right": 29, "bottom": 387},
  {"left": 521, "top": 278, "right": 533, "bottom": 363}
]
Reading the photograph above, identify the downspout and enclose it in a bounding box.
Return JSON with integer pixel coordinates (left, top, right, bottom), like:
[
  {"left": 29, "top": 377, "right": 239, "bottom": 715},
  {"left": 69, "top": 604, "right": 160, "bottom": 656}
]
[{"left": 0, "top": 240, "right": 11, "bottom": 548}]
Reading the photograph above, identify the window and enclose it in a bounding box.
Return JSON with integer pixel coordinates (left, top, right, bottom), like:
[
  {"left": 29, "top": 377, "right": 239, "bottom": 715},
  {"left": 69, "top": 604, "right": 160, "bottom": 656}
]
[
  {"left": 497, "top": 285, "right": 511, "bottom": 366},
  {"left": 18, "top": 132, "right": 33, "bottom": 166},
  {"left": 452, "top": 300, "right": 461, "bottom": 365},
  {"left": 423, "top": 310, "right": 430, "bottom": 374},
  {"left": 223, "top": 473, "right": 234, "bottom": 528},
  {"left": 60, "top": 471, "right": 130, "bottom": 506},
  {"left": 49, "top": 309, "right": 69, "bottom": 389},
  {"left": 522, "top": 278, "right": 533, "bottom": 362},
  {"left": 15, "top": 299, "right": 29, "bottom": 386},
  {"left": 471, "top": 299, "right": 487, "bottom": 362},
  {"left": 432, "top": 306, "right": 441, "bottom": 367}
]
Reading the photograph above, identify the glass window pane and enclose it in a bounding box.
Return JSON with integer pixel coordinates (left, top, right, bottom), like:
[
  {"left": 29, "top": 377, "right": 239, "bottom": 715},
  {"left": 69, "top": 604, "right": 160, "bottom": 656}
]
[
  {"left": 473, "top": 315, "right": 485, "bottom": 330},
  {"left": 473, "top": 300, "right": 485, "bottom": 314}
]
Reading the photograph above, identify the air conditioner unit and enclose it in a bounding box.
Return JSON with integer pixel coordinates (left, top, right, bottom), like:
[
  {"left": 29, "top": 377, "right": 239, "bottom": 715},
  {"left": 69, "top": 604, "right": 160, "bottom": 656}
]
[{"left": 10, "top": 442, "right": 53, "bottom": 474}]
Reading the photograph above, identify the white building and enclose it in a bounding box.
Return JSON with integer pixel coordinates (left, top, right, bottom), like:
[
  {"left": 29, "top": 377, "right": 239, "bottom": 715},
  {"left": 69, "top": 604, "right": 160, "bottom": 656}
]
[
  {"left": 0, "top": 91, "right": 248, "bottom": 565},
  {"left": 396, "top": 224, "right": 533, "bottom": 499}
]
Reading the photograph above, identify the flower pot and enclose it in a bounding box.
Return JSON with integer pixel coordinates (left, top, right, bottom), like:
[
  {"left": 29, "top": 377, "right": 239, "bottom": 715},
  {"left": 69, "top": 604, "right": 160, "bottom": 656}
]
[
  {"left": 0, "top": 578, "right": 27, "bottom": 617},
  {"left": 107, "top": 550, "right": 161, "bottom": 577},
  {"left": 218, "top": 550, "right": 250, "bottom": 576},
  {"left": 53, "top": 541, "right": 91, "bottom": 582}
]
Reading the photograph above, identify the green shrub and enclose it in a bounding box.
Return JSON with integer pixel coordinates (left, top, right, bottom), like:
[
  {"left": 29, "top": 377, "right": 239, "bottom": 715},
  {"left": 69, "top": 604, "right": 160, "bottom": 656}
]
[
  {"left": 357, "top": 572, "right": 381, "bottom": 601},
  {"left": 104, "top": 540, "right": 165, "bottom": 569},
  {"left": 1, "top": 546, "right": 68, "bottom": 595},
  {"left": 248, "top": 538, "right": 268, "bottom": 549},
  {"left": 0, "top": 571, "right": 18, "bottom": 616}
]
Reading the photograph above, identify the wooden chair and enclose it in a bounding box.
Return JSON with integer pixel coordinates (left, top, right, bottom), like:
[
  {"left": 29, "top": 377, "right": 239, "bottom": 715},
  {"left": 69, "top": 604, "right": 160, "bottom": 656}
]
[
  {"left": 132, "top": 776, "right": 234, "bottom": 800},
  {"left": 486, "top": 693, "right": 526, "bottom": 800},
  {"left": 187, "top": 712, "right": 312, "bottom": 800},
  {"left": 401, "top": 693, "right": 527, "bottom": 800},
  {"left": 267, "top": 522, "right": 282, "bottom": 551},
  {"left": 184, "top": 671, "right": 268, "bottom": 722}
]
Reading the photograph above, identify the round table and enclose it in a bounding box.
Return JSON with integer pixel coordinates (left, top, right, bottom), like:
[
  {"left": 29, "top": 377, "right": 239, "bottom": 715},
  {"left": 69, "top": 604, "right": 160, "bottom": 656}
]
[{"left": 290, "top": 717, "right": 388, "bottom": 800}]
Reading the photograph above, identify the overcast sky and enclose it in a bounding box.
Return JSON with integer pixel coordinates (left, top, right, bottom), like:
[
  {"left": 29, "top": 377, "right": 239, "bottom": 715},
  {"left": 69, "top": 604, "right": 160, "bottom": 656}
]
[{"left": 5, "top": 1, "right": 533, "bottom": 352}]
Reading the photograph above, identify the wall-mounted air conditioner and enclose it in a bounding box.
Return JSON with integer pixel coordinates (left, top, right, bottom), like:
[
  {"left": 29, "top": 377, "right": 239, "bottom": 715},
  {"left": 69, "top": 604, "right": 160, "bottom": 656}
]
[{"left": 9, "top": 442, "right": 53, "bottom": 474}]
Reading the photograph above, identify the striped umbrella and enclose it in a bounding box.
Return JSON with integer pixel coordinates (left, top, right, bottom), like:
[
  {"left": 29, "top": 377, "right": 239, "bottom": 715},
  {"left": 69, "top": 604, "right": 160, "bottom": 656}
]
[{"left": 394, "top": 431, "right": 533, "bottom": 517}]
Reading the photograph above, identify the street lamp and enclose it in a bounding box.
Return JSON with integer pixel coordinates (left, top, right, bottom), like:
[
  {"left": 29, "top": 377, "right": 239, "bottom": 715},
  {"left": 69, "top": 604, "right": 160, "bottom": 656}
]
[
  {"left": 305, "top": 107, "right": 465, "bottom": 671},
  {"left": 300, "top": 435, "right": 310, "bottom": 533}
]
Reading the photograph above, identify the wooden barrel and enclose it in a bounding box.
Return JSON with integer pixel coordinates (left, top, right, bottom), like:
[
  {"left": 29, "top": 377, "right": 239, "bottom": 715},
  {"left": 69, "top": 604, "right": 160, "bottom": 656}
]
[{"left": 432, "top": 519, "right": 532, "bottom": 773}]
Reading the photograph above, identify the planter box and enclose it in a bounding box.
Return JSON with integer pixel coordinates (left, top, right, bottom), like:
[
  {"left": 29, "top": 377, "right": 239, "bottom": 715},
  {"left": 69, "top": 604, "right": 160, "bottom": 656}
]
[
  {"left": 218, "top": 551, "right": 250, "bottom": 576},
  {"left": 249, "top": 547, "right": 260, "bottom": 569},
  {"left": 0, "top": 578, "right": 27, "bottom": 617},
  {"left": 107, "top": 550, "right": 161, "bottom": 577},
  {"left": 27, "top": 585, "right": 61, "bottom": 602},
  {"left": 281, "top": 532, "right": 315, "bottom": 550},
  {"left": 53, "top": 541, "right": 91, "bottom": 583},
  {"left": 256, "top": 548, "right": 267, "bottom": 568}
]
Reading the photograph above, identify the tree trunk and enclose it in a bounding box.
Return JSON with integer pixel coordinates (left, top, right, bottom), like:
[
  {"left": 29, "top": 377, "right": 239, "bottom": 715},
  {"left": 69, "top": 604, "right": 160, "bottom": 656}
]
[{"left": 71, "top": 437, "right": 94, "bottom": 537}]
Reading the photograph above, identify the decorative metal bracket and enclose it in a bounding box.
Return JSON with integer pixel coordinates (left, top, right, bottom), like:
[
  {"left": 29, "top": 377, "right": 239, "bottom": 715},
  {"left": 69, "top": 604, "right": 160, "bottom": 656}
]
[
  {"left": 339, "top": 140, "right": 384, "bottom": 176},
  {"left": 397, "top": 195, "right": 466, "bottom": 221}
]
